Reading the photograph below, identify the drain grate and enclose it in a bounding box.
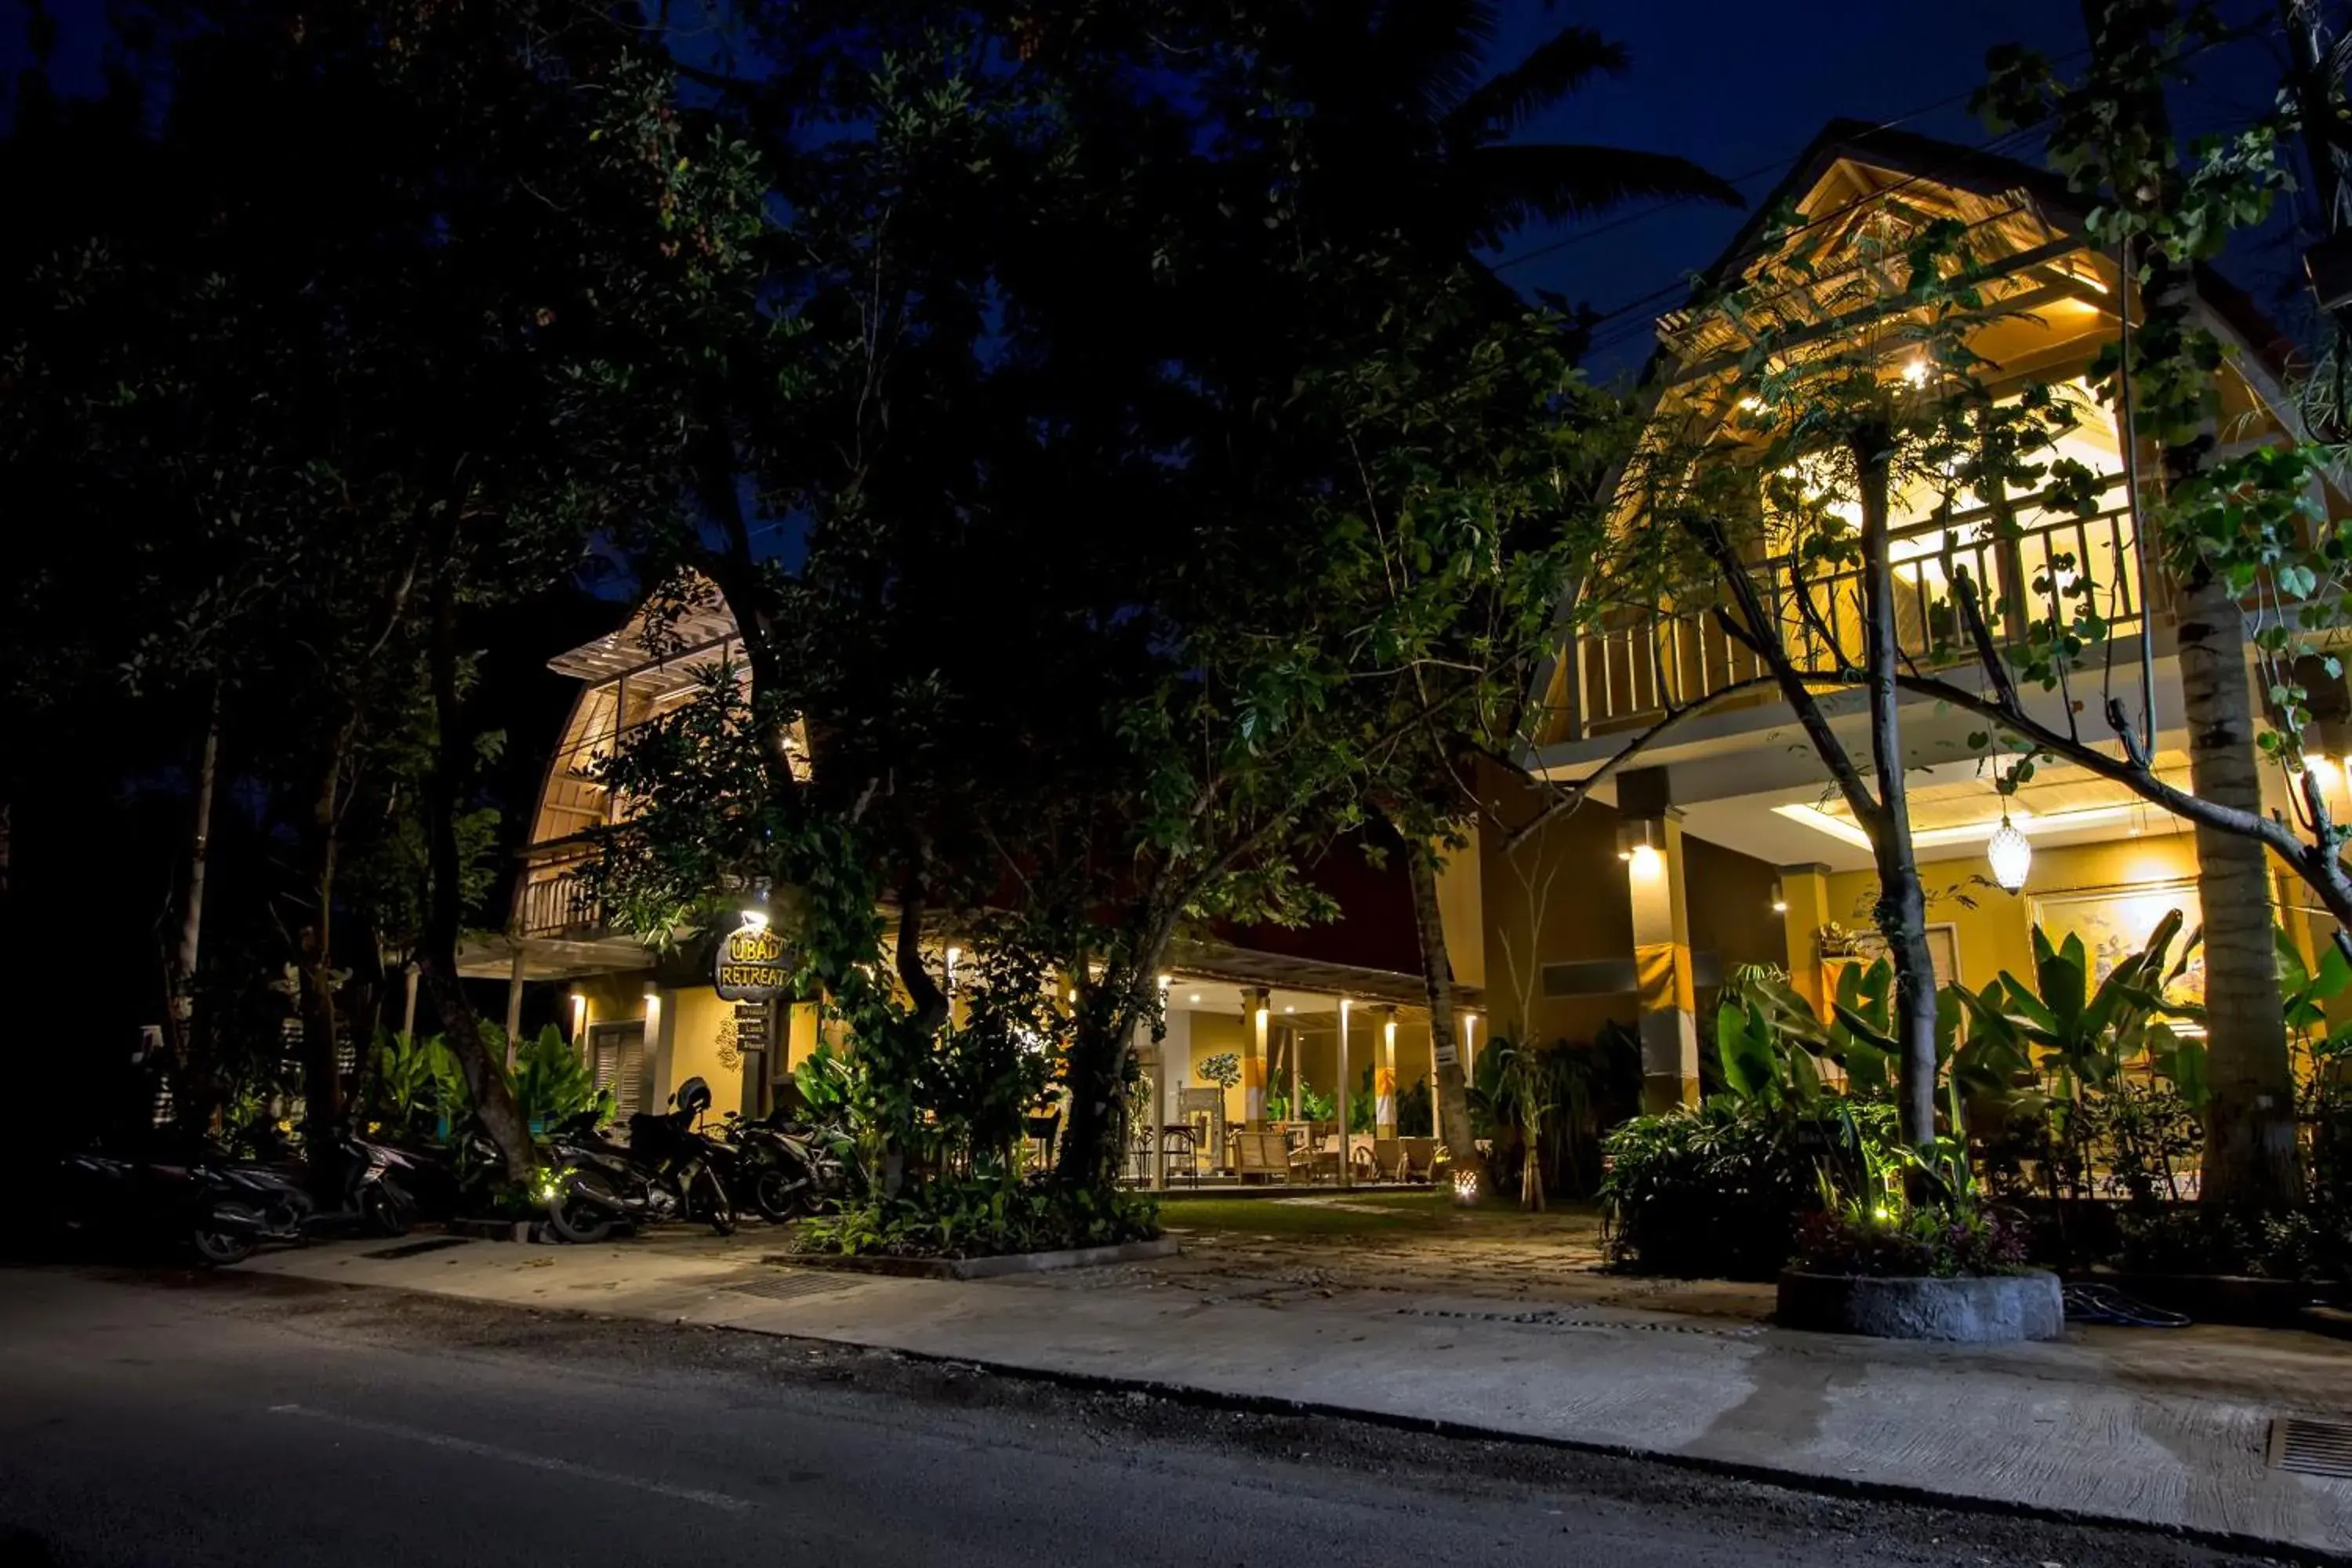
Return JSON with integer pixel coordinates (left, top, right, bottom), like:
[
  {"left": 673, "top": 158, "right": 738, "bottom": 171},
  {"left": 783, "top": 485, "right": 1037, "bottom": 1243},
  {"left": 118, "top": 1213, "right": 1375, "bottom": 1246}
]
[
  {"left": 2269, "top": 1417, "right": 2352, "bottom": 1479},
  {"left": 1395, "top": 1305, "right": 1759, "bottom": 1339},
  {"left": 361, "top": 1236, "right": 481, "bottom": 1261},
  {"left": 728, "top": 1271, "right": 866, "bottom": 1304}
]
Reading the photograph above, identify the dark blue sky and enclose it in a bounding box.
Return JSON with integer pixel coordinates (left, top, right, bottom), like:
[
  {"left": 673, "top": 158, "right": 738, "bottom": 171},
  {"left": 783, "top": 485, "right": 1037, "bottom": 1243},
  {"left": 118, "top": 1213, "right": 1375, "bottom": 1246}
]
[
  {"left": 1486, "top": 1, "right": 2296, "bottom": 377},
  {"left": 7, "top": 0, "right": 2300, "bottom": 379}
]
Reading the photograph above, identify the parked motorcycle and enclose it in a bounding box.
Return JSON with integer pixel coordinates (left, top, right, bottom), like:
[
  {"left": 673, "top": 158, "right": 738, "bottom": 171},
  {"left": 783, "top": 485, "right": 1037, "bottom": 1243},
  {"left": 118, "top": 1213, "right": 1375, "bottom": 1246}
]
[
  {"left": 718, "top": 1109, "right": 848, "bottom": 1222},
  {"left": 541, "top": 1078, "right": 735, "bottom": 1243},
  {"left": 49, "top": 1145, "right": 289, "bottom": 1265}
]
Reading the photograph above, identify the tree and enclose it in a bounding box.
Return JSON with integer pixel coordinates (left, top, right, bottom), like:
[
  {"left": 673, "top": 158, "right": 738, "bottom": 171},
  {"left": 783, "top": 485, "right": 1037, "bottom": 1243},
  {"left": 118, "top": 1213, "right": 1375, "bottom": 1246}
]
[
  {"left": 1977, "top": 0, "right": 2328, "bottom": 1210},
  {"left": 1283, "top": 261, "right": 1624, "bottom": 1195},
  {"left": 5, "top": 0, "right": 775, "bottom": 1178},
  {"left": 1267, "top": 0, "right": 1740, "bottom": 261}
]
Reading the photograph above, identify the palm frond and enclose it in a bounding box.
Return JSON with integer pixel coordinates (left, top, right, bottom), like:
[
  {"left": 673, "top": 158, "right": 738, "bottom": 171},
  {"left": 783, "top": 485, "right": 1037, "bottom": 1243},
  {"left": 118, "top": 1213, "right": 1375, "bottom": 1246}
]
[
  {"left": 1465, "top": 142, "right": 1743, "bottom": 244},
  {"left": 1373, "top": 0, "right": 1502, "bottom": 125},
  {"left": 1443, "top": 24, "right": 1627, "bottom": 147}
]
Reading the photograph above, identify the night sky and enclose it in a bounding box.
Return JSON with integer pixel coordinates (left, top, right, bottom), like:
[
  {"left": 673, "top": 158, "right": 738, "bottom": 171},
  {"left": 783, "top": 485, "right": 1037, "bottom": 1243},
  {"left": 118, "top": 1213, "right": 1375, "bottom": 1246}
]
[
  {"left": 5, "top": 0, "right": 2307, "bottom": 380},
  {"left": 1485, "top": 0, "right": 2299, "bottom": 378}
]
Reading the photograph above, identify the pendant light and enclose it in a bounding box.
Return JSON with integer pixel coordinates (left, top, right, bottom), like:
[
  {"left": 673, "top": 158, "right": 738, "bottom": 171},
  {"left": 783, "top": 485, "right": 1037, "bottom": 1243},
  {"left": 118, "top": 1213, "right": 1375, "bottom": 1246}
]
[{"left": 1987, "top": 786, "right": 2031, "bottom": 892}]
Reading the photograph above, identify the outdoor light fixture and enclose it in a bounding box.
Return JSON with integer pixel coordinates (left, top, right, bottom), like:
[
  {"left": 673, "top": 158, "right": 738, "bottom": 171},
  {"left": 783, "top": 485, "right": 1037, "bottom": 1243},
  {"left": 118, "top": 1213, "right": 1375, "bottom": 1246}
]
[
  {"left": 1901, "top": 357, "right": 1931, "bottom": 387},
  {"left": 1616, "top": 818, "right": 1661, "bottom": 869},
  {"left": 1769, "top": 878, "right": 1788, "bottom": 914},
  {"left": 945, "top": 946, "right": 962, "bottom": 991},
  {"left": 1452, "top": 1168, "right": 1481, "bottom": 1206},
  {"left": 741, "top": 878, "right": 771, "bottom": 929},
  {"left": 1987, "top": 812, "right": 2032, "bottom": 892}
]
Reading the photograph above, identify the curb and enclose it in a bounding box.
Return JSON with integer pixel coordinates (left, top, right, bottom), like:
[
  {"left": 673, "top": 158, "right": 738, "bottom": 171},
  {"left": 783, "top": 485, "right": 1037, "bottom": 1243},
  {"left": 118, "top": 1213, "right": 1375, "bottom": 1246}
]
[
  {"left": 782, "top": 1236, "right": 1179, "bottom": 1279},
  {"left": 254, "top": 1266, "right": 2352, "bottom": 1566},
  {"left": 446, "top": 1218, "right": 550, "bottom": 1244},
  {"left": 729, "top": 1335, "right": 2348, "bottom": 1566}
]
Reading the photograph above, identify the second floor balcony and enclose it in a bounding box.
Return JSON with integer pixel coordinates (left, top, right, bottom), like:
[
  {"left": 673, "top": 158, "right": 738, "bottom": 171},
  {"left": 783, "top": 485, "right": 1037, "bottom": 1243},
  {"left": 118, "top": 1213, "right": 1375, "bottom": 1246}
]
[{"left": 1543, "top": 474, "right": 2151, "bottom": 748}]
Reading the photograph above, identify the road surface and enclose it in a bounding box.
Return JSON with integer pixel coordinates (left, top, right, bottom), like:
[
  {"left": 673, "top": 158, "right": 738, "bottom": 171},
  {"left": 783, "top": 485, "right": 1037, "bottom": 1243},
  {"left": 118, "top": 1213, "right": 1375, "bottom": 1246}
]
[{"left": 0, "top": 1266, "right": 2286, "bottom": 1567}]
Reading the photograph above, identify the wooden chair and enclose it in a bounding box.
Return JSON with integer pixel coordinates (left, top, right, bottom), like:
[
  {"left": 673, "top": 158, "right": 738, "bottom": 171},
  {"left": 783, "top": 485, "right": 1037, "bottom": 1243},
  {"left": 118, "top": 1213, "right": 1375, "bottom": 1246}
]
[
  {"left": 1231, "top": 1129, "right": 1290, "bottom": 1183},
  {"left": 1286, "top": 1122, "right": 1341, "bottom": 1185},
  {"left": 1359, "top": 1137, "right": 1403, "bottom": 1181},
  {"left": 1397, "top": 1136, "right": 1438, "bottom": 1183}
]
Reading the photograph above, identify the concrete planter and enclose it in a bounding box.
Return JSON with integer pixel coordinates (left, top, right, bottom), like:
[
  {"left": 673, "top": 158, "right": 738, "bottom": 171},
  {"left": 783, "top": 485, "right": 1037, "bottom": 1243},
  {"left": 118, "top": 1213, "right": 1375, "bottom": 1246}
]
[{"left": 1777, "top": 1268, "right": 2064, "bottom": 1343}]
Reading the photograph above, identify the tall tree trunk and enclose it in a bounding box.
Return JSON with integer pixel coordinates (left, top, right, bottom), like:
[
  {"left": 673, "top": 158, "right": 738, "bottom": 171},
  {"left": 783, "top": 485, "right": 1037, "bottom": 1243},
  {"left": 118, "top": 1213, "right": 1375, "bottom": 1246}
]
[
  {"left": 169, "top": 689, "right": 222, "bottom": 1060},
  {"left": 2180, "top": 569, "right": 2299, "bottom": 1209},
  {"left": 300, "top": 735, "right": 350, "bottom": 1152},
  {"left": 2080, "top": 0, "right": 2298, "bottom": 1220},
  {"left": 1401, "top": 831, "right": 1486, "bottom": 1200},
  {"left": 420, "top": 568, "right": 535, "bottom": 1182},
  {"left": 1853, "top": 434, "right": 1940, "bottom": 1153}
]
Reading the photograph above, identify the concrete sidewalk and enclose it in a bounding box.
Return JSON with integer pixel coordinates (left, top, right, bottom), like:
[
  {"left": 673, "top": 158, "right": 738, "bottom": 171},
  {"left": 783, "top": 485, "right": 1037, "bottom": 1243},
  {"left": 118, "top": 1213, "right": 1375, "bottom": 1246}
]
[{"left": 234, "top": 1232, "right": 2352, "bottom": 1559}]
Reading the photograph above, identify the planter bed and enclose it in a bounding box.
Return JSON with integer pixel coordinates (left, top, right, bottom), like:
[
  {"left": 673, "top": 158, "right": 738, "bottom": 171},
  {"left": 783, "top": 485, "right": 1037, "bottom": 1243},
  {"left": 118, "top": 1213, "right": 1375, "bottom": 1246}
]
[
  {"left": 2070, "top": 1269, "right": 2337, "bottom": 1327},
  {"left": 1777, "top": 1268, "right": 2063, "bottom": 1342},
  {"left": 786, "top": 1236, "right": 1178, "bottom": 1280}
]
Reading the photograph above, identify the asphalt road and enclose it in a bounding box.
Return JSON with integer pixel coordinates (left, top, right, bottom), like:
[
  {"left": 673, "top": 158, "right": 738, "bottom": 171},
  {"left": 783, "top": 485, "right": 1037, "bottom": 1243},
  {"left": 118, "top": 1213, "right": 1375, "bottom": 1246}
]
[{"left": 0, "top": 1267, "right": 2296, "bottom": 1568}]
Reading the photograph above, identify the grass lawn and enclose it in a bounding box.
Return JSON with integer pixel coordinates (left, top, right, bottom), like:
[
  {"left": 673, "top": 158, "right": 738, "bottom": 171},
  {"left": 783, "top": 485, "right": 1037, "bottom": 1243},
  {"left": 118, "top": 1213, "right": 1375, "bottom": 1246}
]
[{"left": 1156, "top": 1189, "right": 1602, "bottom": 1240}]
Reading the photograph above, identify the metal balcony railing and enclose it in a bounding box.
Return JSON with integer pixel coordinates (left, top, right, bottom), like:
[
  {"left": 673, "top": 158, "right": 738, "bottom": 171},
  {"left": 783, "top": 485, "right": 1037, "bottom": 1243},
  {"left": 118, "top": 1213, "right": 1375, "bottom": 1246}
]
[{"left": 1552, "top": 481, "right": 2148, "bottom": 742}]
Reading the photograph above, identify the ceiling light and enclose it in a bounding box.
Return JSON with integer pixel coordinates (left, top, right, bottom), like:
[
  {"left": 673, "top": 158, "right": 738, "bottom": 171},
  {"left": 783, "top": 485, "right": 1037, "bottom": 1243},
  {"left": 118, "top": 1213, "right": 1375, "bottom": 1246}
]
[
  {"left": 1901, "top": 358, "right": 1931, "bottom": 387},
  {"left": 1188, "top": 993, "right": 1200, "bottom": 1004},
  {"left": 1987, "top": 814, "right": 2032, "bottom": 892}
]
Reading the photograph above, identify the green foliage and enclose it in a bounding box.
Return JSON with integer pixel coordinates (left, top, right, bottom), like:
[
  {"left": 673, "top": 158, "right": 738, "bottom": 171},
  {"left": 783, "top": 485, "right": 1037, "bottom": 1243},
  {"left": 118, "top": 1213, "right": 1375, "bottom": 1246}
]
[
  {"left": 1264, "top": 1083, "right": 1334, "bottom": 1124},
  {"left": 370, "top": 1030, "right": 460, "bottom": 1138},
  {"left": 1396, "top": 1074, "right": 1434, "bottom": 1138},
  {"left": 499, "top": 1024, "right": 609, "bottom": 1132},
  {"left": 797, "top": 1174, "right": 1160, "bottom": 1261},
  {"left": 1791, "top": 1200, "right": 2031, "bottom": 1279},
  {"left": 1599, "top": 1098, "right": 1900, "bottom": 1279},
  {"left": 1468, "top": 1026, "right": 1642, "bottom": 1200},
  {"left": 1197, "top": 1054, "right": 1243, "bottom": 1091}
]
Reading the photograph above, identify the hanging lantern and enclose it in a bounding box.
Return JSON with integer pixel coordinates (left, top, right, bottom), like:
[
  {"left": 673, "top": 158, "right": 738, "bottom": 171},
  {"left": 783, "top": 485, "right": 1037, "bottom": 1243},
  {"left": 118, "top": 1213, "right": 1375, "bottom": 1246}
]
[{"left": 1987, "top": 815, "right": 2032, "bottom": 892}]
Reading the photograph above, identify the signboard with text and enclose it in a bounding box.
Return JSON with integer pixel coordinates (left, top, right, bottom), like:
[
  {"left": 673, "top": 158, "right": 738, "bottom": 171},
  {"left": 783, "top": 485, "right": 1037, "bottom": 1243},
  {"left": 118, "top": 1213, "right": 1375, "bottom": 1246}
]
[{"left": 713, "top": 920, "right": 792, "bottom": 1002}]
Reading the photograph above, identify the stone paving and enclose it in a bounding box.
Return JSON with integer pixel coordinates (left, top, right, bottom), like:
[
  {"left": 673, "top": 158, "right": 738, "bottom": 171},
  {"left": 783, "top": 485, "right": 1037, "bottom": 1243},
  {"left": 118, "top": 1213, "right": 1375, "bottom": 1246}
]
[{"left": 1120, "top": 1196, "right": 1778, "bottom": 1319}]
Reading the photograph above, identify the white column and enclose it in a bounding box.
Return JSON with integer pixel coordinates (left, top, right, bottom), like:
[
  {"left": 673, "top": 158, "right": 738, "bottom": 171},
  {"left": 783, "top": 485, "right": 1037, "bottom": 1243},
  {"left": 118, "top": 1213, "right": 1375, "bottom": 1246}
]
[
  {"left": 1243, "top": 987, "right": 1270, "bottom": 1125},
  {"left": 1334, "top": 997, "right": 1352, "bottom": 1189},
  {"left": 1377, "top": 1006, "right": 1398, "bottom": 1138},
  {"left": 1152, "top": 977, "right": 1179, "bottom": 1191}
]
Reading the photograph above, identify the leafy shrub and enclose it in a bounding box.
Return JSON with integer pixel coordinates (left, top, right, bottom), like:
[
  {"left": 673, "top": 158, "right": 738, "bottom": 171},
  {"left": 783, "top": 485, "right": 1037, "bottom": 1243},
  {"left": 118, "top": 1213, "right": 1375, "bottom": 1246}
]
[
  {"left": 1790, "top": 1203, "right": 2030, "bottom": 1279},
  {"left": 502, "top": 1024, "right": 608, "bottom": 1131},
  {"left": 1599, "top": 1098, "right": 1898, "bottom": 1279},
  {"left": 369, "top": 1029, "right": 460, "bottom": 1138},
  {"left": 797, "top": 1175, "right": 1160, "bottom": 1260}
]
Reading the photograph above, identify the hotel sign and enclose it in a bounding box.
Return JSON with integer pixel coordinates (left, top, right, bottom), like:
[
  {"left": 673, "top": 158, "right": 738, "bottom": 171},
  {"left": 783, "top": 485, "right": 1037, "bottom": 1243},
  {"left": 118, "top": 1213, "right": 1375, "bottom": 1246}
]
[{"left": 713, "top": 920, "right": 791, "bottom": 1002}]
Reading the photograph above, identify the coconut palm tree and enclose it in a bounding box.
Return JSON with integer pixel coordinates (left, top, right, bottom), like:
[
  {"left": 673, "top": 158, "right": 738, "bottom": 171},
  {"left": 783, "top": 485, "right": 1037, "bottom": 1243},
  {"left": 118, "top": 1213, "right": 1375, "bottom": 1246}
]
[{"left": 1272, "top": 0, "right": 1742, "bottom": 261}]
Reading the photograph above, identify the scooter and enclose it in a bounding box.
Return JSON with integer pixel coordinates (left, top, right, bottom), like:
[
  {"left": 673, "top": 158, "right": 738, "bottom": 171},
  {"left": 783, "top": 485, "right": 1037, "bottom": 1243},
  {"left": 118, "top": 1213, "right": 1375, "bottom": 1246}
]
[
  {"left": 50, "top": 1146, "right": 286, "bottom": 1265},
  {"left": 719, "top": 1110, "right": 848, "bottom": 1221},
  {"left": 541, "top": 1079, "right": 735, "bottom": 1243}
]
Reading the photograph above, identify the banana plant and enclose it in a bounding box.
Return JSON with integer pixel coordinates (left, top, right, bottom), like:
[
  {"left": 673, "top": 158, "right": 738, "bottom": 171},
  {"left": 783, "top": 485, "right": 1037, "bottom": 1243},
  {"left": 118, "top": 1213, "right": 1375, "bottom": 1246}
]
[
  {"left": 2275, "top": 924, "right": 2352, "bottom": 1062},
  {"left": 1955, "top": 908, "right": 2201, "bottom": 1109},
  {"left": 1718, "top": 958, "right": 1897, "bottom": 1100}
]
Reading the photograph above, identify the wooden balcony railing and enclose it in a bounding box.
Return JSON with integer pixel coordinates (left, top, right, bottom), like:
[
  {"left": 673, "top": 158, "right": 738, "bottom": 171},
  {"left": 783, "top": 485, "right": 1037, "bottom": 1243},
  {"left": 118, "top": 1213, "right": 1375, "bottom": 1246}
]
[
  {"left": 517, "top": 865, "right": 601, "bottom": 938},
  {"left": 1551, "top": 482, "right": 2149, "bottom": 742}
]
